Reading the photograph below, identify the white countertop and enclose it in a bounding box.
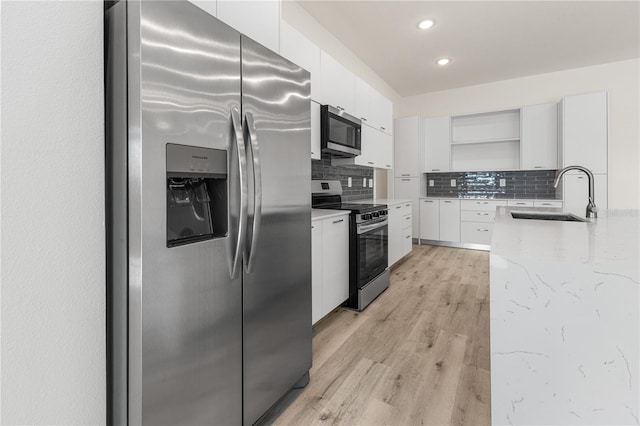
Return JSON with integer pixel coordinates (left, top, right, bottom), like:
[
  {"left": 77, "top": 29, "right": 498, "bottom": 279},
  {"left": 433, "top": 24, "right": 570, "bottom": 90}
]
[
  {"left": 311, "top": 209, "right": 350, "bottom": 221},
  {"left": 490, "top": 207, "right": 639, "bottom": 425},
  {"left": 348, "top": 198, "right": 412, "bottom": 206}
]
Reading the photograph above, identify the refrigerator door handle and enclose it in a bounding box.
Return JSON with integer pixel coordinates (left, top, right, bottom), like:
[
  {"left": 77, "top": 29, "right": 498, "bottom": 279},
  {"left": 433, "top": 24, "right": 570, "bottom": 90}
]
[
  {"left": 244, "top": 111, "right": 262, "bottom": 273},
  {"left": 231, "top": 107, "right": 248, "bottom": 279}
]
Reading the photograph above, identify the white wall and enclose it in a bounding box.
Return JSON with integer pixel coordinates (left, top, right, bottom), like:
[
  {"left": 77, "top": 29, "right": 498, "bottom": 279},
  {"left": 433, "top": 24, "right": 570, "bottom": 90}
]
[
  {"left": 281, "top": 0, "right": 400, "bottom": 104},
  {"left": 395, "top": 59, "right": 640, "bottom": 210},
  {"left": 0, "top": 1, "right": 105, "bottom": 424}
]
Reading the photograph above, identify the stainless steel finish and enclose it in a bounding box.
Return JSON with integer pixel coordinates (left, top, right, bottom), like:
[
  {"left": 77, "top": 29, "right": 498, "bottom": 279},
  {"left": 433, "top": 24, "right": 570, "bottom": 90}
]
[
  {"left": 231, "top": 107, "right": 249, "bottom": 279},
  {"left": 511, "top": 211, "right": 587, "bottom": 222},
  {"left": 241, "top": 35, "right": 312, "bottom": 426},
  {"left": 326, "top": 104, "right": 361, "bottom": 126},
  {"left": 477, "top": 228, "right": 490, "bottom": 232},
  {"left": 357, "top": 218, "right": 389, "bottom": 234},
  {"left": 333, "top": 219, "right": 344, "bottom": 224},
  {"left": 244, "top": 111, "right": 262, "bottom": 273},
  {"left": 108, "top": 2, "right": 244, "bottom": 424},
  {"left": 358, "top": 269, "right": 390, "bottom": 310},
  {"left": 326, "top": 141, "right": 361, "bottom": 156},
  {"left": 311, "top": 179, "right": 342, "bottom": 196},
  {"left": 553, "top": 165, "right": 598, "bottom": 218},
  {"left": 166, "top": 144, "right": 227, "bottom": 175}
]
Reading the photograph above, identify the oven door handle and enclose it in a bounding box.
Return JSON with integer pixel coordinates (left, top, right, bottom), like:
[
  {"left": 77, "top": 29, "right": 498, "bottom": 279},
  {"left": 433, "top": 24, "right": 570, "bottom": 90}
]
[{"left": 357, "top": 219, "right": 388, "bottom": 234}]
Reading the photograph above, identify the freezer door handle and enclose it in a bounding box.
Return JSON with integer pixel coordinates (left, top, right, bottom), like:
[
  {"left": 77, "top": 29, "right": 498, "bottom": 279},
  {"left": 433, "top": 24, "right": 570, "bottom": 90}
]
[
  {"left": 244, "top": 111, "right": 262, "bottom": 273},
  {"left": 231, "top": 107, "right": 248, "bottom": 279}
]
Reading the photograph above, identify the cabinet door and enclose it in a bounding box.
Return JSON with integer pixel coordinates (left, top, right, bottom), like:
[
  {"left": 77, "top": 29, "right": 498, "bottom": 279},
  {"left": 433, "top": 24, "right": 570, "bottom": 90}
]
[
  {"left": 359, "top": 124, "right": 378, "bottom": 167},
  {"left": 311, "top": 221, "right": 322, "bottom": 324},
  {"left": 310, "top": 101, "right": 321, "bottom": 160},
  {"left": 423, "top": 116, "right": 451, "bottom": 172},
  {"left": 563, "top": 173, "right": 608, "bottom": 217},
  {"left": 388, "top": 204, "right": 404, "bottom": 266},
  {"left": 319, "top": 51, "right": 355, "bottom": 113},
  {"left": 402, "top": 226, "right": 413, "bottom": 256},
  {"left": 321, "top": 216, "right": 349, "bottom": 314},
  {"left": 370, "top": 89, "right": 392, "bottom": 134},
  {"left": 217, "top": 0, "right": 280, "bottom": 53},
  {"left": 378, "top": 131, "right": 393, "bottom": 169},
  {"left": 394, "top": 117, "right": 422, "bottom": 177},
  {"left": 562, "top": 92, "right": 607, "bottom": 174},
  {"left": 419, "top": 199, "right": 439, "bottom": 240},
  {"left": 354, "top": 77, "right": 371, "bottom": 123},
  {"left": 439, "top": 200, "right": 460, "bottom": 242},
  {"left": 279, "top": 21, "right": 321, "bottom": 102},
  {"left": 394, "top": 177, "right": 420, "bottom": 238},
  {"left": 521, "top": 103, "right": 558, "bottom": 170}
]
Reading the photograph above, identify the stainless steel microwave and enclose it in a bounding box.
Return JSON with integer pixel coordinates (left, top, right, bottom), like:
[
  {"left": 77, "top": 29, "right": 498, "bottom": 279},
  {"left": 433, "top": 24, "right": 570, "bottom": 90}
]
[{"left": 321, "top": 105, "right": 361, "bottom": 157}]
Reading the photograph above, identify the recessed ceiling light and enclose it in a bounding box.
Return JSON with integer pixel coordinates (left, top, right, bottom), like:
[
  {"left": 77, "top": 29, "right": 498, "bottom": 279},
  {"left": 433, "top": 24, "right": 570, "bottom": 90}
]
[
  {"left": 436, "top": 58, "right": 450, "bottom": 66},
  {"left": 418, "top": 19, "right": 434, "bottom": 30}
]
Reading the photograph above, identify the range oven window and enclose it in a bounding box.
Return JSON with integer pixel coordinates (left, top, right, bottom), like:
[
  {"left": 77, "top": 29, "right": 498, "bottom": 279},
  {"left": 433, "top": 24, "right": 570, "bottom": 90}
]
[{"left": 356, "top": 222, "right": 388, "bottom": 287}]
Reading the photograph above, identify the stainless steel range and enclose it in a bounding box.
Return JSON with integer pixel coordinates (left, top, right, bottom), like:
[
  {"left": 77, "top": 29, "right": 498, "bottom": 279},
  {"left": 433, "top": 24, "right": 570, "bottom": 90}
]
[{"left": 312, "top": 180, "right": 390, "bottom": 310}]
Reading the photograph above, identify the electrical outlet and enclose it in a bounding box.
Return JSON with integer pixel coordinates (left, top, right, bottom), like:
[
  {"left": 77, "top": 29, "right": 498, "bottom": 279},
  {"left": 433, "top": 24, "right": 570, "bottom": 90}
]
[
  {"left": 450, "top": 179, "right": 456, "bottom": 187},
  {"left": 500, "top": 178, "right": 506, "bottom": 187},
  {"left": 347, "top": 177, "right": 352, "bottom": 188},
  {"left": 362, "top": 178, "right": 367, "bottom": 187},
  {"left": 368, "top": 178, "right": 373, "bottom": 188},
  {"left": 429, "top": 179, "right": 435, "bottom": 187}
]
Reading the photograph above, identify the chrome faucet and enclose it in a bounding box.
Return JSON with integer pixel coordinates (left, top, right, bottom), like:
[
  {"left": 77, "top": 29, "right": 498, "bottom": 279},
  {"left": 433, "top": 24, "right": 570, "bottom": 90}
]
[{"left": 552, "top": 165, "right": 598, "bottom": 219}]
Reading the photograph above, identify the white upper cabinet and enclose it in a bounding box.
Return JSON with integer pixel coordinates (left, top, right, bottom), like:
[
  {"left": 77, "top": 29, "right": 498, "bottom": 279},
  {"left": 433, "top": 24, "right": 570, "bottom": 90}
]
[
  {"left": 378, "top": 131, "right": 393, "bottom": 170},
  {"left": 318, "top": 51, "right": 354, "bottom": 113},
  {"left": 189, "top": 0, "right": 217, "bottom": 17},
  {"left": 563, "top": 173, "right": 608, "bottom": 217},
  {"left": 332, "top": 124, "right": 392, "bottom": 169},
  {"left": 354, "top": 77, "right": 371, "bottom": 123},
  {"left": 310, "top": 101, "right": 321, "bottom": 160},
  {"left": 370, "top": 89, "right": 393, "bottom": 134},
  {"left": 279, "top": 21, "right": 321, "bottom": 102},
  {"left": 423, "top": 116, "right": 451, "bottom": 172},
  {"left": 521, "top": 102, "right": 558, "bottom": 170},
  {"left": 217, "top": 0, "right": 280, "bottom": 53},
  {"left": 561, "top": 91, "right": 608, "bottom": 174},
  {"left": 394, "top": 116, "right": 423, "bottom": 177}
]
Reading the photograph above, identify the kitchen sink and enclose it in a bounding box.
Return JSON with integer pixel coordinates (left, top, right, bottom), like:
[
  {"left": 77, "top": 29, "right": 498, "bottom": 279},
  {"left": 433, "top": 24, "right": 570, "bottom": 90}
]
[{"left": 510, "top": 211, "right": 587, "bottom": 222}]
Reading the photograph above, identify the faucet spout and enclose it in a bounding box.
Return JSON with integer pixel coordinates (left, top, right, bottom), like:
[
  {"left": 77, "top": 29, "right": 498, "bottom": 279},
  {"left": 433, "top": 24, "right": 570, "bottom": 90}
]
[{"left": 553, "top": 165, "right": 598, "bottom": 219}]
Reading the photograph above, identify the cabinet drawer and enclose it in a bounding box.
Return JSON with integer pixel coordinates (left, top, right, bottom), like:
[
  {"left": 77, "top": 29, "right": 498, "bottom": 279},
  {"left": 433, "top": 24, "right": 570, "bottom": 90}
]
[
  {"left": 461, "top": 210, "right": 495, "bottom": 222},
  {"left": 460, "top": 200, "right": 504, "bottom": 211},
  {"left": 507, "top": 200, "right": 534, "bottom": 207},
  {"left": 402, "top": 213, "right": 412, "bottom": 229},
  {"left": 403, "top": 231, "right": 413, "bottom": 254},
  {"left": 461, "top": 222, "right": 494, "bottom": 245},
  {"left": 534, "top": 200, "right": 563, "bottom": 208},
  {"left": 401, "top": 201, "right": 412, "bottom": 215}
]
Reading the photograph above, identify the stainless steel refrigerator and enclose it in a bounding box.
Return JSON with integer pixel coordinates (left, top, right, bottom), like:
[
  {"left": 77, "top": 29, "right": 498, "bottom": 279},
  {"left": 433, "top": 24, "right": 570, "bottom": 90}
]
[{"left": 106, "top": 2, "right": 312, "bottom": 424}]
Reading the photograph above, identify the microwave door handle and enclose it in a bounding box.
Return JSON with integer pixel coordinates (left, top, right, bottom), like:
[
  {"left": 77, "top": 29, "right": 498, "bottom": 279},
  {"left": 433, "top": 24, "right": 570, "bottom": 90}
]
[
  {"left": 244, "top": 112, "right": 262, "bottom": 274},
  {"left": 230, "top": 107, "right": 248, "bottom": 279}
]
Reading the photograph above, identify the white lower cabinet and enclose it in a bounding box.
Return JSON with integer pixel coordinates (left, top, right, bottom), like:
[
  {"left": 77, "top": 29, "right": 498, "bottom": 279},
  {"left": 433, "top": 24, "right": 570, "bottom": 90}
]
[
  {"left": 311, "top": 213, "right": 349, "bottom": 325},
  {"left": 394, "top": 178, "right": 420, "bottom": 239},
  {"left": 311, "top": 222, "right": 323, "bottom": 324},
  {"left": 388, "top": 201, "right": 413, "bottom": 266},
  {"left": 439, "top": 200, "right": 460, "bottom": 242},
  {"left": 419, "top": 199, "right": 439, "bottom": 240},
  {"left": 460, "top": 222, "right": 495, "bottom": 245}
]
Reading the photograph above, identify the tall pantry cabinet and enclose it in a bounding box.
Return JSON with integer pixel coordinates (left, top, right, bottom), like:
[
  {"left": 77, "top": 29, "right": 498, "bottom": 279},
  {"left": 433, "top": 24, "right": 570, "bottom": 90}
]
[
  {"left": 560, "top": 91, "right": 608, "bottom": 216},
  {"left": 394, "top": 117, "right": 422, "bottom": 239}
]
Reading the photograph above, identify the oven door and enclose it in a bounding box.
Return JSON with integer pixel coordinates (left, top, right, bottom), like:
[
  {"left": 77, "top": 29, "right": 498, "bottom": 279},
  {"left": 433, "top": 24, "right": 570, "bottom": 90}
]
[{"left": 355, "top": 219, "right": 388, "bottom": 288}]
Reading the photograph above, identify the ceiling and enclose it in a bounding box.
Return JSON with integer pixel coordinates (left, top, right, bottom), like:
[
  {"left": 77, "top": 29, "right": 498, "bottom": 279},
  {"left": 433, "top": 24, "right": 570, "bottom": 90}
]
[{"left": 298, "top": 1, "right": 640, "bottom": 97}]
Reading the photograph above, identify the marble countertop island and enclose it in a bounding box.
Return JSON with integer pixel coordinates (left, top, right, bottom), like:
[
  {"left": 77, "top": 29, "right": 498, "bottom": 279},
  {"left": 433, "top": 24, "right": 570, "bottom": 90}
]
[{"left": 490, "top": 207, "right": 639, "bottom": 425}]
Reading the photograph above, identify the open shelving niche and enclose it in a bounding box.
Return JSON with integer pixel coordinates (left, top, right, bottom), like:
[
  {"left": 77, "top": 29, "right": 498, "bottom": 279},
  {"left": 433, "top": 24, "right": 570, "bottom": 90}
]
[{"left": 450, "top": 108, "right": 521, "bottom": 171}]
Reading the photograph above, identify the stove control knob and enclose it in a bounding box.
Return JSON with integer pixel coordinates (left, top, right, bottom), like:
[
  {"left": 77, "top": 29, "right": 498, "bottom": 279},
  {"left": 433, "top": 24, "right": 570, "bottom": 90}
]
[
  {"left": 372, "top": 211, "right": 380, "bottom": 218},
  {"left": 379, "top": 210, "right": 387, "bottom": 216},
  {"left": 362, "top": 213, "right": 372, "bottom": 220}
]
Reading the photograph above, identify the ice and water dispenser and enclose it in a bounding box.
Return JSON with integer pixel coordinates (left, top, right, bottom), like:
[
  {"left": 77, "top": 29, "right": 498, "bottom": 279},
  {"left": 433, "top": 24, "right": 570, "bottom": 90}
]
[{"left": 166, "top": 144, "right": 227, "bottom": 247}]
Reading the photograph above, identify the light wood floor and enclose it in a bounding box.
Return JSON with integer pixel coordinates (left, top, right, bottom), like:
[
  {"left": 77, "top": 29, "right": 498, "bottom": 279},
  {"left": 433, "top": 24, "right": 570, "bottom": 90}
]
[{"left": 273, "top": 244, "right": 491, "bottom": 426}]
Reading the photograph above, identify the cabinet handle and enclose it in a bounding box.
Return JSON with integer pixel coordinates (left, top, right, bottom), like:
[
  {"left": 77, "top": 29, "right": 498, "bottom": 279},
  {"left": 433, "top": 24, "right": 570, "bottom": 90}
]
[
  {"left": 534, "top": 166, "right": 543, "bottom": 168},
  {"left": 311, "top": 225, "right": 314, "bottom": 229},
  {"left": 431, "top": 169, "right": 440, "bottom": 171},
  {"left": 477, "top": 212, "right": 489, "bottom": 216},
  {"left": 541, "top": 203, "right": 552, "bottom": 206},
  {"left": 401, "top": 174, "right": 410, "bottom": 176},
  {"left": 515, "top": 202, "right": 526, "bottom": 205},
  {"left": 396, "top": 206, "right": 402, "bottom": 209},
  {"left": 424, "top": 200, "right": 433, "bottom": 203},
  {"left": 368, "top": 161, "right": 374, "bottom": 165},
  {"left": 311, "top": 151, "right": 315, "bottom": 155},
  {"left": 406, "top": 235, "right": 411, "bottom": 239},
  {"left": 336, "top": 105, "right": 344, "bottom": 111},
  {"left": 477, "top": 228, "right": 489, "bottom": 232},
  {"left": 380, "top": 126, "right": 386, "bottom": 131},
  {"left": 405, "top": 216, "right": 410, "bottom": 220},
  {"left": 332, "top": 219, "right": 344, "bottom": 224},
  {"left": 477, "top": 201, "right": 488, "bottom": 204},
  {"left": 361, "top": 117, "right": 368, "bottom": 122},
  {"left": 386, "top": 164, "right": 391, "bottom": 168},
  {"left": 401, "top": 179, "right": 410, "bottom": 181},
  {"left": 405, "top": 203, "right": 410, "bottom": 207},
  {"left": 444, "top": 201, "right": 452, "bottom": 204}
]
